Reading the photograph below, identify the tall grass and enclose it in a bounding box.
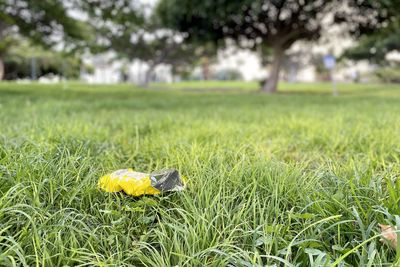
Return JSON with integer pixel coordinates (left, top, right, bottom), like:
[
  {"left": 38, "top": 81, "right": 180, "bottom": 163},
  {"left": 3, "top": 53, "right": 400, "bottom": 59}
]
[{"left": 0, "top": 82, "right": 399, "bottom": 266}]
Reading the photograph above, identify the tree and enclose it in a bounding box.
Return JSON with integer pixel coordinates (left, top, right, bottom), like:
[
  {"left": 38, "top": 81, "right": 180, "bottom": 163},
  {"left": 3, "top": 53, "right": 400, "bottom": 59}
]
[
  {"left": 112, "top": 29, "right": 206, "bottom": 86},
  {"left": 0, "top": 0, "right": 89, "bottom": 80},
  {"left": 342, "top": 2, "right": 400, "bottom": 65},
  {"left": 81, "top": 0, "right": 144, "bottom": 54},
  {"left": 197, "top": 43, "right": 217, "bottom": 81},
  {"left": 3, "top": 38, "right": 88, "bottom": 80},
  {"left": 87, "top": 1, "right": 216, "bottom": 87},
  {"left": 157, "top": 0, "right": 394, "bottom": 93}
]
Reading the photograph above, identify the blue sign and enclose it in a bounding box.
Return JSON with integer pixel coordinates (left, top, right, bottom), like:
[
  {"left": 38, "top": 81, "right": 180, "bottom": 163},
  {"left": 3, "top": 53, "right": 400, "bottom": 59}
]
[{"left": 323, "top": 55, "right": 336, "bottom": 70}]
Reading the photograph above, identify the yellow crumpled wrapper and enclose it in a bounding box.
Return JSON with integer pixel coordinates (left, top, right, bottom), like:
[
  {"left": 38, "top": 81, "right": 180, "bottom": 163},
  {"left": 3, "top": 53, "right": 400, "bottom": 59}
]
[{"left": 98, "top": 168, "right": 160, "bottom": 196}]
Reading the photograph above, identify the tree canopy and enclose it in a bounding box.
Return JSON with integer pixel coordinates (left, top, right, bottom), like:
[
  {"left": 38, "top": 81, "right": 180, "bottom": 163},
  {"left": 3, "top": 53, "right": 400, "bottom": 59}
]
[
  {"left": 0, "top": 0, "right": 91, "bottom": 79},
  {"left": 81, "top": 0, "right": 144, "bottom": 53},
  {"left": 157, "top": 0, "right": 396, "bottom": 92},
  {"left": 86, "top": 1, "right": 217, "bottom": 86},
  {"left": 0, "top": 0, "right": 89, "bottom": 49},
  {"left": 342, "top": 1, "right": 400, "bottom": 65}
]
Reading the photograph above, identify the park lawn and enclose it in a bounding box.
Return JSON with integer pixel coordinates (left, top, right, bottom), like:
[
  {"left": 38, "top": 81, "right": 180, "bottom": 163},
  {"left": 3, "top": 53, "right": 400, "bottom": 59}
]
[
  {"left": 0, "top": 81, "right": 400, "bottom": 266},
  {"left": 152, "top": 80, "right": 400, "bottom": 95}
]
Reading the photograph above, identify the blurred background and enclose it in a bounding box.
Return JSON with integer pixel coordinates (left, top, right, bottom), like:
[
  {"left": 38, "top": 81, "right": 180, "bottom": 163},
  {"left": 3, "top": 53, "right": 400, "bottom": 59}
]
[{"left": 0, "top": 0, "right": 399, "bottom": 91}]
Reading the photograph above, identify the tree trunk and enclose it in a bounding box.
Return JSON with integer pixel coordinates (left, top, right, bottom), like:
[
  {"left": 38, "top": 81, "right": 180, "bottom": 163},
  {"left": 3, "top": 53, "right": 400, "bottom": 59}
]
[
  {"left": 0, "top": 57, "right": 4, "bottom": 81},
  {"left": 142, "top": 65, "right": 155, "bottom": 88},
  {"left": 262, "top": 47, "right": 285, "bottom": 93},
  {"left": 202, "top": 57, "right": 210, "bottom": 80},
  {"left": 0, "top": 24, "right": 6, "bottom": 81}
]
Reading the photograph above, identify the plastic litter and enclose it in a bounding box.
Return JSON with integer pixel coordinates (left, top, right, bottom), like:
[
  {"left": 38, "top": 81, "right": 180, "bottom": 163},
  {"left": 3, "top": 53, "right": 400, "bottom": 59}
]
[{"left": 98, "top": 168, "right": 185, "bottom": 196}]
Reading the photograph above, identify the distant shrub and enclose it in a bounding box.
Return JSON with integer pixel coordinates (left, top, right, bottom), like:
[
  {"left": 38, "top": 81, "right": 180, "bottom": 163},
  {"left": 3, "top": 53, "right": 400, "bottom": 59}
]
[
  {"left": 374, "top": 67, "right": 400, "bottom": 83},
  {"left": 2, "top": 39, "right": 91, "bottom": 80},
  {"left": 4, "top": 54, "right": 83, "bottom": 80},
  {"left": 259, "top": 78, "right": 266, "bottom": 88},
  {"left": 212, "top": 68, "right": 243, "bottom": 80}
]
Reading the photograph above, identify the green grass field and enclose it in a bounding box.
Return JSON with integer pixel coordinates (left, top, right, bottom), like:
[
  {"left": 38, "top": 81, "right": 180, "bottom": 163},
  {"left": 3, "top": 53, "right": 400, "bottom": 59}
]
[{"left": 1, "top": 81, "right": 400, "bottom": 266}]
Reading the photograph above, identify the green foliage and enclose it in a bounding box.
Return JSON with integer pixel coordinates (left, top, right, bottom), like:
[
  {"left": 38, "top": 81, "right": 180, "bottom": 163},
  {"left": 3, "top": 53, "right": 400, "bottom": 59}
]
[
  {"left": 157, "top": 0, "right": 388, "bottom": 50},
  {"left": 342, "top": 1, "right": 400, "bottom": 64},
  {"left": 343, "top": 22, "right": 400, "bottom": 64},
  {"left": 0, "top": 0, "right": 93, "bottom": 81},
  {"left": 157, "top": 0, "right": 389, "bottom": 92},
  {"left": 0, "top": 0, "right": 90, "bottom": 52},
  {"left": 157, "top": 0, "right": 324, "bottom": 49},
  {"left": 85, "top": 0, "right": 216, "bottom": 82},
  {"left": 0, "top": 36, "right": 14, "bottom": 56},
  {"left": 0, "top": 82, "right": 400, "bottom": 265},
  {"left": 374, "top": 67, "right": 400, "bottom": 83},
  {"left": 81, "top": 0, "right": 144, "bottom": 54},
  {"left": 4, "top": 53, "right": 80, "bottom": 80},
  {"left": 2, "top": 39, "right": 88, "bottom": 80}
]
